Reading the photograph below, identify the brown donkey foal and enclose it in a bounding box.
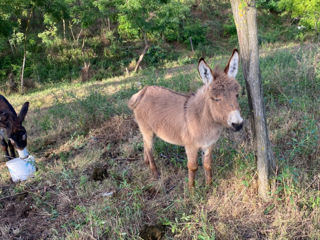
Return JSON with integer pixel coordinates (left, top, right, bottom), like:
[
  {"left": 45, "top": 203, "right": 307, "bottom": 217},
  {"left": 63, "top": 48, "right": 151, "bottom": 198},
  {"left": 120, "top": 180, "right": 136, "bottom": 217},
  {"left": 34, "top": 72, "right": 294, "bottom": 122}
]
[{"left": 128, "top": 49, "right": 243, "bottom": 188}]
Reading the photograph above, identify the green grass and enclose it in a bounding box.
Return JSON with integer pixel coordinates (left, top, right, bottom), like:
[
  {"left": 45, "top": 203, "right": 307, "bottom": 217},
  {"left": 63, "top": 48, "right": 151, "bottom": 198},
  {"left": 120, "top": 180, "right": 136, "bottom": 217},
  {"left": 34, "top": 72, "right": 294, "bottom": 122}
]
[{"left": 0, "top": 43, "right": 319, "bottom": 239}]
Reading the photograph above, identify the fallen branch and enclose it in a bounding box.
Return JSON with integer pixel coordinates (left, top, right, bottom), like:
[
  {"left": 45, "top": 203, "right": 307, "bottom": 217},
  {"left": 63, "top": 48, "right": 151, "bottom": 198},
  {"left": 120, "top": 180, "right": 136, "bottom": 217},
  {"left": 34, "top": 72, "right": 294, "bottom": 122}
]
[{"left": 0, "top": 191, "right": 28, "bottom": 202}]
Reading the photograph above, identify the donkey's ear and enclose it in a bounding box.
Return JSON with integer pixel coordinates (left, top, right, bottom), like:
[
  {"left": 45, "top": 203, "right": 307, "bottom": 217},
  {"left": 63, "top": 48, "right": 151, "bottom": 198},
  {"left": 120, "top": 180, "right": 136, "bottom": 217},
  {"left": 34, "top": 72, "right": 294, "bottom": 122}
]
[
  {"left": 224, "top": 49, "right": 239, "bottom": 78},
  {"left": 198, "top": 58, "right": 213, "bottom": 85},
  {"left": 18, "top": 102, "right": 29, "bottom": 123}
]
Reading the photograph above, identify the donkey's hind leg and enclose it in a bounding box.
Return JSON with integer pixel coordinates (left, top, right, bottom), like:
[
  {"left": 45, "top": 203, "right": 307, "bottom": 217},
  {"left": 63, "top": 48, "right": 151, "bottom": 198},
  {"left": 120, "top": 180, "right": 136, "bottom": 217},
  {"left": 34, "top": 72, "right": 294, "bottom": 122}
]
[
  {"left": 141, "top": 127, "right": 159, "bottom": 179},
  {"left": 0, "top": 138, "right": 10, "bottom": 161}
]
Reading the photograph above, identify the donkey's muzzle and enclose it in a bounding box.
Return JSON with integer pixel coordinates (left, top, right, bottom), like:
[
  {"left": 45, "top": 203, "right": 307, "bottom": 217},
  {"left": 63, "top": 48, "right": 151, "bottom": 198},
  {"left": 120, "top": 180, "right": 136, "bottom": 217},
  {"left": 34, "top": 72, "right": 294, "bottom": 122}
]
[{"left": 232, "top": 122, "right": 243, "bottom": 132}]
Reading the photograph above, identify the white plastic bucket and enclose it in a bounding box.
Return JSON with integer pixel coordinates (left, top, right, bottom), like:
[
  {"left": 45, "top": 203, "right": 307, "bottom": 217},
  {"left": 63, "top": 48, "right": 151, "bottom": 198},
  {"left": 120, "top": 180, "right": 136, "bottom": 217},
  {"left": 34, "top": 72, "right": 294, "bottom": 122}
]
[{"left": 6, "top": 156, "right": 36, "bottom": 182}]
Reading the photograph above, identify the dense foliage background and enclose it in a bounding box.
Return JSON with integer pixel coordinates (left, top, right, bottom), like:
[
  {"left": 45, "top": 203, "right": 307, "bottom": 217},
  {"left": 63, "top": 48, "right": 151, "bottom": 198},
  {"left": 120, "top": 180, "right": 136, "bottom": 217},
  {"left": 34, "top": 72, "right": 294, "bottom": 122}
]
[{"left": 0, "top": 0, "right": 319, "bottom": 91}]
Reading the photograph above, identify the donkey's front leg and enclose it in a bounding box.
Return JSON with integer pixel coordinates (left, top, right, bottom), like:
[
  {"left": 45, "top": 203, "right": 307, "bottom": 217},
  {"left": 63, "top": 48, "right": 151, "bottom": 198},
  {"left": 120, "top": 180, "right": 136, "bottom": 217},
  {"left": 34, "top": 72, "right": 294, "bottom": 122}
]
[
  {"left": 144, "top": 142, "right": 159, "bottom": 179},
  {"left": 1, "top": 139, "right": 10, "bottom": 160},
  {"left": 8, "top": 140, "right": 16, "bottom": 158},
  {"left": 202, "top": 145, "right": 213, "bottom": 185},
  {"left": 185, "top": 146, "right": 199, "bottom": 189}
]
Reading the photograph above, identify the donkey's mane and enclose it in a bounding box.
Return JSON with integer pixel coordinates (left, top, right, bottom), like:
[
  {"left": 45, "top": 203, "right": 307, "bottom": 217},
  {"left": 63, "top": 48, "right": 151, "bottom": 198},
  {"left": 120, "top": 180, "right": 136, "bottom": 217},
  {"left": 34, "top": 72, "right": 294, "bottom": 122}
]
[{"left": 153, "top": 86, "right": 194, "bottom": 98}]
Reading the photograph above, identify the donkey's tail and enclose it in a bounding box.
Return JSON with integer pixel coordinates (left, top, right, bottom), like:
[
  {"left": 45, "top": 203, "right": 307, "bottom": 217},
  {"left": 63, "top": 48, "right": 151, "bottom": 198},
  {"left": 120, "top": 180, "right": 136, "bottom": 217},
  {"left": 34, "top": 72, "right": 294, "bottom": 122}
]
[{"left": 128, "top": 87, "right": 148, "bottom": 110}]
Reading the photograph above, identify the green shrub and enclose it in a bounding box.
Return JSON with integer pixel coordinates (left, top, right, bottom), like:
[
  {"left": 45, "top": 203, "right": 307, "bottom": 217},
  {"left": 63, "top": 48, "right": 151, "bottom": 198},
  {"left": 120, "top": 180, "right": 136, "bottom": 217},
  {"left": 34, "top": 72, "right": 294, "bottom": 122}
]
[
  {"left": 183, "top": 21, "right": 208, "bottom": 49},
  {"left": 144, "top": 45, "right": 169, "bottom": 66}
]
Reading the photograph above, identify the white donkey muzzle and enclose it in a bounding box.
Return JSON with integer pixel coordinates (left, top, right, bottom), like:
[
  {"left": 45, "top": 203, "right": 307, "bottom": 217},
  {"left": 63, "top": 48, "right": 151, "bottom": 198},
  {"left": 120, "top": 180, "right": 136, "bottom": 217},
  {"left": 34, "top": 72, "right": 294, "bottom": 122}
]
[
  {"left": 17, "top": 148, "right": 29, "bottom": 159},
  {"left": 227, "top": 110, "right": 243, "bottom": 131}
]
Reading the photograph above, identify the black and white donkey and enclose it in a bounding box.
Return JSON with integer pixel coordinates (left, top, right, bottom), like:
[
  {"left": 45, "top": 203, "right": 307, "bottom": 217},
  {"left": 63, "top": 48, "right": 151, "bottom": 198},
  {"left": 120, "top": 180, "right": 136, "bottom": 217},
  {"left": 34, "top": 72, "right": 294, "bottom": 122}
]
[{"left": 0, "top": 95, "right": 29, "bottom": 160}]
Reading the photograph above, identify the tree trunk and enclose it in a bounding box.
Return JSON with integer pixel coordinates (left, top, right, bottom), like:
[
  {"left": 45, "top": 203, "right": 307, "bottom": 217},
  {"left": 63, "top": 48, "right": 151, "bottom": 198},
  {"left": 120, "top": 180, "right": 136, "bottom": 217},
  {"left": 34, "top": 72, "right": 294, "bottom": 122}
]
[
  {"left": 20, "top": 8, "right": 33, "bottom": 94},
  {"left": 230, "top": 0, "right": 275, "bottom": 200},
  {"left": 76, "top": 28, "right": 83, "bottom": 45},
  {"left": 8, "top": 39, "right": 14, "bottom": 54},
  {"left": 107, "top": 17, "right": 111, "bottom": 31},
  {"left": 20, "top": 50, "right": 26, "bottom": 93},
  {"left": 63, "top": 19, "right": 66, "bottom": 42},
  {"left": 134, "top": 32, "right": 149, "bottom": 73},
  {"left": 189, "top": 37, "right": 194, "bottom": 53},
  {"left": 81, "top": 62, "right": 90, "bottom": 82},
  {"left": 7, "top": 72, "right": 17, "bottom": 93},
  {"left": 69, "top": 21, "right": 76, "bottom": 42}
]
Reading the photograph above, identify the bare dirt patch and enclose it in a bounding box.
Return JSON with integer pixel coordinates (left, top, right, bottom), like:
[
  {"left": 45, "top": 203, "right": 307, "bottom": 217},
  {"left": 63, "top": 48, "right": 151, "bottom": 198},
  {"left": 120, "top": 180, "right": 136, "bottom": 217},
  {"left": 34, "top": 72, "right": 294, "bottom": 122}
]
[
  {"left": 90, "top": 115, "right": 138, "bottom": 145},
  {"left": 0, "top": 185, "right": 57, "bottom": 239},
  {"left": 90, "top": 164, "right": 109, "bottom": 181},
  {"left": 90, "top": 115, "right": 140, "bottom": 162},
  {"left": 140, "top": 224, "right": 166, "bottom": 240}
]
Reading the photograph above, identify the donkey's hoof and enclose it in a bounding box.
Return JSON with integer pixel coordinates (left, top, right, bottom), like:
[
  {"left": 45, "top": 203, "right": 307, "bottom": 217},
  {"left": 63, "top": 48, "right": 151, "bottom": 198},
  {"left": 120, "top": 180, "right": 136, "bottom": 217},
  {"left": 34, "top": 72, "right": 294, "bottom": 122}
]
[{"left": 152, "top": 171, "right": 160, "bottom": 179}]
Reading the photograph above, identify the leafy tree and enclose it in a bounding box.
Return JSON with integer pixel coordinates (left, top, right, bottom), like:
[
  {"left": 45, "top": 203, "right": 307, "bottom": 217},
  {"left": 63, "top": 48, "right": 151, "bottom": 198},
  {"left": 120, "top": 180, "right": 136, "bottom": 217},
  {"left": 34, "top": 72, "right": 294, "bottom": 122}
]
[
  {"left": 117, "top": 0, "right": 206, "bottom": 72},
  {"left": 0, "top": 0, "right": 70, "bottom": 90},
  {"left": 278, "top": 0, "right": 320, "bottom": 34},
  {"left": 0, "top": 0, "right": 208, "bottom": 87},
  {"left": 0, "top": 0, "right": 35, "bottom": 92},
  {"left": 256, "top": 0, "right": 280, "bottom": 12}
]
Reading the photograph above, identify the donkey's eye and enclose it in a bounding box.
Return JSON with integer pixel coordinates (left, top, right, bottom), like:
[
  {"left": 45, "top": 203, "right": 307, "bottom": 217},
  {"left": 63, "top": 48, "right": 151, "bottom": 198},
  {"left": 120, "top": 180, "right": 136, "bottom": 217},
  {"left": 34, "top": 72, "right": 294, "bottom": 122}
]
[
  {"left": 211, "top": 97, "right": 221, "bottom": 102},
  {"left": 236, "top": 94, "right": 239, "bottom": 98}
]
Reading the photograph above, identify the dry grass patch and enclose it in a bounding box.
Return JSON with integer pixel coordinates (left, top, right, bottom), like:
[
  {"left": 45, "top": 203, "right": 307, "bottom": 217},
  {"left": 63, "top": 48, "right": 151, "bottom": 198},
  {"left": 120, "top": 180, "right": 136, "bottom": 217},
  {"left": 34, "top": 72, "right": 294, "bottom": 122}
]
[{"left": 0, "top": 43, "right": 319, "bottom": 239}]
